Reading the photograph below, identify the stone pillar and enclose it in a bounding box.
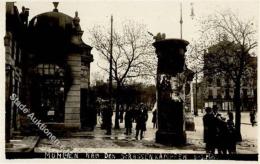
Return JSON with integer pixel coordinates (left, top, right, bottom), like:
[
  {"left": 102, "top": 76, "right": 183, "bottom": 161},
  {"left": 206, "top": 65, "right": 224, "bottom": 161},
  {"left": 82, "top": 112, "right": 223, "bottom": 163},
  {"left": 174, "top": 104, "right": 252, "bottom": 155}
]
[
  {"left": 64, "top": 53, "right": 81, "bottom": 129},
  {"left": 153, "top": 39, "right": 189, "bottom": 146}
]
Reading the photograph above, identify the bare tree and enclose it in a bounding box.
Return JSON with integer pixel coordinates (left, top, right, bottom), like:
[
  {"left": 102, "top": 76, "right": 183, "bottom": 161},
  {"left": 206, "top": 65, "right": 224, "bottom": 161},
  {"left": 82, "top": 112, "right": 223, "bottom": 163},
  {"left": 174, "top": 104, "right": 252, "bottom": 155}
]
[
  {"left": 89, "top": 21, "right": 156, "bottom": 129},
  {"left": 186, "top": 39, "right": 206, "bottom": 115},
  {"left": 187, "top": 10, "right": 257, "bottom": 141}
]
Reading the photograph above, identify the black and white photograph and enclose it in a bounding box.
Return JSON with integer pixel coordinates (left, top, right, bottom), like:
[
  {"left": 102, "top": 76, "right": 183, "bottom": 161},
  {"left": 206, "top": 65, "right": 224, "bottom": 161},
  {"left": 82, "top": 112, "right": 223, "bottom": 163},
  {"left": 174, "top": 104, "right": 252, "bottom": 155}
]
[{"left": 2, "top": 0, "right": 258, "bottom": 161}]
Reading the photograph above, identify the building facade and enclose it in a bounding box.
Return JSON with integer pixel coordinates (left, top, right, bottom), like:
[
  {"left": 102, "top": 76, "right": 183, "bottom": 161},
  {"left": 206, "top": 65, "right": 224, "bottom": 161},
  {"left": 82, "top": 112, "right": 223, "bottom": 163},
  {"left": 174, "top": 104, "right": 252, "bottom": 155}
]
[
  {"left": 5, "top": 3, "right": 28, "bottom": 140},
  {"left": 5, "top": 2, "right": 94, "bottom": 137},
  {"left": 201, "top": 42, "right": 257, "bottom": 111},
  {"left": 202, "top": 71, "right": 256, "bottom": 111}
]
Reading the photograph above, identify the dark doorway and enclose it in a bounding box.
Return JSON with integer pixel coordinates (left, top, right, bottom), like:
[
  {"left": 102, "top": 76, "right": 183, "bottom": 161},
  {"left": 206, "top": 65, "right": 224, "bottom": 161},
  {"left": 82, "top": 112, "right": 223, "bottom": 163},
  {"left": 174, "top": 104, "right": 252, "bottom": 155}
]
[{"left": 31, "top": 64, "right": 65, "bottom": 122}]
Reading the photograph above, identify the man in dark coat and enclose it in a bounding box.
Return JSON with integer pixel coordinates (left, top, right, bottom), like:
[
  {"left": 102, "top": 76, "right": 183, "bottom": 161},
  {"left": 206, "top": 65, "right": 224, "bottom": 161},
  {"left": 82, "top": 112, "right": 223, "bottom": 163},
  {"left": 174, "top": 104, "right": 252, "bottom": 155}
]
[
  {"left": 119, "top": 105, "right": 124, "bottom": 123},
  {"left": 102, "top": 100, "right": 113, "bottom": 135},
  {"left": 216, "top": 115, "right": 228, "bottom": 154},
  {"left": 250, "top": 110, "right": 256, "bottom": 126},
  {"left": 203, "top": 107, "right": 216, "bottom": 153},
  {"left": 124, "top": 107, "right": 133, "bottom": 135},
  {"left": 226, "top": 112, "right": 236, "bottom": 154},
  {"left": 212, "top": 105, "right": 223, "bottom": 153},
  {"left": 135, "top": 104, "right": 148, "bottom": 140}
]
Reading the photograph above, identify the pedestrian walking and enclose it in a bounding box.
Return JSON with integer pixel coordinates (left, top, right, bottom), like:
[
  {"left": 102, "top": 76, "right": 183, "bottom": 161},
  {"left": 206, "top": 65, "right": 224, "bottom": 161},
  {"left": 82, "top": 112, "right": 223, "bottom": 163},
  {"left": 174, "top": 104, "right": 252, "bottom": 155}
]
[
  {"left": 119, "top": 105, "right": 124, "bottom": 123},
  {"left": 100, "top": 101, "right": 106, "bottom": 129},
  {"left": 96, "top": 97, "right": 102, "bottom": 116},
  {"left": 203, "top": 107, "right": 215, "bottom": 154},
  {"left": 132, "top": 103, "right": 138, "bottom": 123},
  {"left": 250, "top": 109, "right": 256, "bottom": 126},
  {"left": 102, "top": 100, "right": 113, "bottom": 135},
  {"left": 226, "top": 112, "right": 236, "bottom": 154},
  {"left": 135, "top": 103, "right": 148, "bottom": 140},
  {"left": 152, "top": 103, "right": 157, "bottom": 129},
  {"left": 124, "top": 107, "right": 133, "bottom": 135}
]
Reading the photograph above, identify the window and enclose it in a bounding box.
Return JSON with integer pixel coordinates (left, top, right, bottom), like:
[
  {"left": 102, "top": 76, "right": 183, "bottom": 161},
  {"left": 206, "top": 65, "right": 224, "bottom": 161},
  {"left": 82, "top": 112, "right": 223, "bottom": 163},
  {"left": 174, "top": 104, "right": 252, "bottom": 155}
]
[
  {"left": 243, "top": 89, "right": 248, "bottom": 98},
  {"left": 217, "top": 78, "right": 221, "bottom": 87},
  {"left": 242, "top": 78, "right": 248, "bottom": 86},
  {"left": 207, "top": 77, "right": 213, "bottom": 86},
  {"left": 15, "top": 46, "right": 20, "bottom": 65},
  {"left": 225, "top": 89, "right": 231, "bottom": 99},
  {"left": 217, "top": 89, "right": 222, "bottom": 99},
  {"left": 34, "top": 64, "right": 64, "bottom": 76},
  {"left": 208, "top": 89, "right": 213, "bottom": 99},
  {"left": 31, "top": 64, "right": 65, "bottom": 123},
  {"left": 225, "top": 77, "right": 230, "bottom": 86},
  {"left": 11, "top": 40, "right": 15, "bottom": 58}
]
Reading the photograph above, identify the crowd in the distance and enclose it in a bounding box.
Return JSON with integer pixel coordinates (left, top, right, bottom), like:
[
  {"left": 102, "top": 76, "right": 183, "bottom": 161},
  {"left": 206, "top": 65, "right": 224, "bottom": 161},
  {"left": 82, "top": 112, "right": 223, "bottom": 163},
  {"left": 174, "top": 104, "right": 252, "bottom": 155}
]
[{"left": 98, "top": 101, "right": 152, "bottom": 140}]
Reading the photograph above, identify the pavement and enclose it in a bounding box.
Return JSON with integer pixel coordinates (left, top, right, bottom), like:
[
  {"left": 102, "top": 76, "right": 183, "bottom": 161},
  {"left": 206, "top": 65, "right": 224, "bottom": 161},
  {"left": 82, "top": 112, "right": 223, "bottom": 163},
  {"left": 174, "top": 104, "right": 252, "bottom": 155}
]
[
  {"left": 34, "top": 111, "right": 258, "bottom": 154},
  {"left": 6, "top": 135, "right": 40, "bottom": 153}
]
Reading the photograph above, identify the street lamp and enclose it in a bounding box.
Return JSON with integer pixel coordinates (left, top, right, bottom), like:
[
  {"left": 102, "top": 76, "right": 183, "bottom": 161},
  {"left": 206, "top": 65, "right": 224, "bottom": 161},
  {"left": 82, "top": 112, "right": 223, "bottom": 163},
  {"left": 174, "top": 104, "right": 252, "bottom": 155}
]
[
  {"left": 106, "top": 15, "right": 113, "bottom": 135},
  {"left": 180, "top": 2, "right": 183, "bottom": 39},
  {"left": 179, "top": 2, "right": 195, "bottom": 39},
  {"left": 194, "top": 70, "right": 198, "bottom": 116},
  {"left": 190, "top": 3, "right": 195, "bottom": 20}
]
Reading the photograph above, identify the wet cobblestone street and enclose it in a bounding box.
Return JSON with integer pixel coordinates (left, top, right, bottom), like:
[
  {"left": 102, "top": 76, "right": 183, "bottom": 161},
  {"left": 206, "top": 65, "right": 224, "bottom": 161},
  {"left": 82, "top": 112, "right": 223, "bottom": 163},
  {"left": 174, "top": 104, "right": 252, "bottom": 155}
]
[{"left": 34, "top": 111, "right": 257, "bottom": 154}]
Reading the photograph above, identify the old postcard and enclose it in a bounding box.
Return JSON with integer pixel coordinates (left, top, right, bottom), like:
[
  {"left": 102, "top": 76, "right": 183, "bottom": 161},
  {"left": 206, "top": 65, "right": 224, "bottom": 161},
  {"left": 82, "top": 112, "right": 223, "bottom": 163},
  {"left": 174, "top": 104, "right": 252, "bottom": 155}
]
[{"left": 2, "top": 0, "right": 258, "bottom": 162}]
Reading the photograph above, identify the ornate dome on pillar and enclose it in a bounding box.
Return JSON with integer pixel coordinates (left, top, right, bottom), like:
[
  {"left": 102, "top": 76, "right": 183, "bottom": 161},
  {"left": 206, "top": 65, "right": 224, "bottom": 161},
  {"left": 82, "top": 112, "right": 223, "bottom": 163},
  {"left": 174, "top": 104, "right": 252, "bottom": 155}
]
[{"left": 26, "top": 2, "right": 91, "bottom": 62}]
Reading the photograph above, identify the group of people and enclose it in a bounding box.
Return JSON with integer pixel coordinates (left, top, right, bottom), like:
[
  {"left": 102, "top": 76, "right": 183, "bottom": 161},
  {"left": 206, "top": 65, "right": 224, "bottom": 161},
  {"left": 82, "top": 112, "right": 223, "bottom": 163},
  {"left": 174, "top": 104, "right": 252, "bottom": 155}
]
[
  {"left": 98, "top": 100, "right": 150, "bottom": 139},
  {"left": 203, "top": 105, "right": 237, "bottom": 154},
  {"left": 124, "top": 103, "right": 149, "bottom": 140}
]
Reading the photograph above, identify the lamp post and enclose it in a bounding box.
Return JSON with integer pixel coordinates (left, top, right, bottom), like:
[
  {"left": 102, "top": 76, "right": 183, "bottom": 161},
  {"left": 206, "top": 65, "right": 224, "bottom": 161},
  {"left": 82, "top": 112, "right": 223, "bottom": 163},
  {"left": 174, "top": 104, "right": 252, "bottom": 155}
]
[
  {"left": 106, "top": 15, "right": 113, "bottom": 135},
  {"left": 194, "top": 70, "right": 198, "bottom": 116},
  {"left": 180, "top": 2, "right": 195, "bottom": 39},
  {"left": 180, "top": 2, "right": 183, "bottom": 39},
  {"left": 179, "top": 1, "right": 196, "bottom": 116}
]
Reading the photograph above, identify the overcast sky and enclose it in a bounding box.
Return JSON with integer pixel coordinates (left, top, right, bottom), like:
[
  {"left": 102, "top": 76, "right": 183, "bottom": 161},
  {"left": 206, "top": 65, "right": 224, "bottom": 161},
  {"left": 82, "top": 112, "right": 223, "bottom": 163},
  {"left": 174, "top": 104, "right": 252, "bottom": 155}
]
[{"left": 14, "top": 0, "right": 259, "bottom": 84}]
